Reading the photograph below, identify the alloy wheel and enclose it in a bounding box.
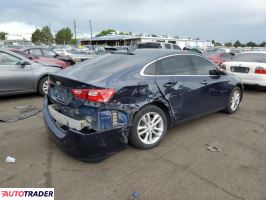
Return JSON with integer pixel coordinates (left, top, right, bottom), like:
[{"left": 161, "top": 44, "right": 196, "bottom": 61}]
[
  {"left": 42, "top": 80, "right": 49, "bottom": 95},
  {"left": 231, "top": 90, "right": 240, "bottom": 111},
  {"left": 137, "top": 112, "right": 164, "bottom": 145}
]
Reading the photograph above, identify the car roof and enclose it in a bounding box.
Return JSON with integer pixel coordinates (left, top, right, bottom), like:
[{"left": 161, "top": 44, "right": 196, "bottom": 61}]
[
  {"left": 241, "top": 51, "right": 266, "bottom": 54},
  {"left": 22, "top": 46, "right": 51, "bottom": 51}
]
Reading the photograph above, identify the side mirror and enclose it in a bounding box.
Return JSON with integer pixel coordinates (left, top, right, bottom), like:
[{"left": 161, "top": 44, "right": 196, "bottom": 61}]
[
  {"left": 209, "top": 69, "right": 218, "bottom": 75},
  {"left": 17, "top": 60, "right": 30, "bottom": 67}
]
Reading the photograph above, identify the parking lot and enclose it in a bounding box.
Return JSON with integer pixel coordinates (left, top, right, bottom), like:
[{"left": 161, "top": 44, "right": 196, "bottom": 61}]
[{"left": 0, "top": 88, "right": 265, "bottom": 200}]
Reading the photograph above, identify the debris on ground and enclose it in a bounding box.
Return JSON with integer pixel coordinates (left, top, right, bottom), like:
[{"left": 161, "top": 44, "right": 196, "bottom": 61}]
[
  {"left": 132, "top": 191, "right": 140, "bottom": 198},
  {"left": 0, "top": 105, "right": 41, "bottom": 123},
  {"left": 206, "top": 143, "right": 221, "bottom": 152},
  {"left": 5, "top": 156, "right": 16, "bottom": 163}
]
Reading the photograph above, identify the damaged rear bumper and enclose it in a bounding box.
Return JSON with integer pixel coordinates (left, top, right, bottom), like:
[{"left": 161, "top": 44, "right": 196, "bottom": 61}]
[{"left": 43, "top": 96, "right": 131, "bottom": 162}]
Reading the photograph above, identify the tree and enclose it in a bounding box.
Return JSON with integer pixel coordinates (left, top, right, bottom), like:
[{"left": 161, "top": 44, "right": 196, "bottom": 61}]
[
  {"left": 69, "top": 39, "right": 77, "bottom": 45},
  {"left": 96, "top": 29, "right": 116, "bottom": 37},
  {"left": 55, "top": 27, "right": 73, "bottom": 44},
  {"left": 234, "top": 40, "right": 242, "bottom": 48},
  {"left": 0, "top": 32, "right": 7, "bottom": 40},
  {"left": 214, "top": 42, "right": 222, "bottom": 46},
  {"left": 246, "top": 41, "right": 257, "bottom": 47},
  {"left": 151, "top": 34, "right": 158, "bottom": 37},
  {"left": 31, "top": 29, "right": 43, "bottom": 44},
  {"left": 224, "top": 42, "right": 232, "bottom": 47},
  {"left": 259, "top": 42, "right": 266, "bottom": 47},
  {"left": 41, "top": 26, "right": 54, "bottom": 45}
]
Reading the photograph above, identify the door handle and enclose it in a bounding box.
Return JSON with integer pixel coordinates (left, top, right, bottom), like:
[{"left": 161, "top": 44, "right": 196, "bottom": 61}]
[
  {"left": 163, "top": 81, "right": 178, "bottom": 88},
  {"left": 201, "top": 80, "right": 208, "bottom": 85}
]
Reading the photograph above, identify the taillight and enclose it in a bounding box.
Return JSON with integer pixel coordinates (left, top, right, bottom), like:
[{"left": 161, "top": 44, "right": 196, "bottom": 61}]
[
  {"left": 71, "top": 88, "right": 115, "bottom": 103},
  {"left": 255, "top": 67, "right": 266, "bottom": 74},
  {"left": 220, "top": 64, "right": 226, "bottom": 70}
]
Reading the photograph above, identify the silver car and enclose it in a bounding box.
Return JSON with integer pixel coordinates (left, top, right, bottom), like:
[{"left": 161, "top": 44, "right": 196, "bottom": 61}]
[{"left": 0, "top": 49, "right": 61, "bottom": 96}]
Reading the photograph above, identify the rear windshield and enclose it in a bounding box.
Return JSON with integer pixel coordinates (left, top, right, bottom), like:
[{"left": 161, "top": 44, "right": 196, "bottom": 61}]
[
  {"left": 137, "top": 43, "right": 162, "bottom": 49},
  {"left": 232, "top": 53, "right": 266, "bottom": 63}
]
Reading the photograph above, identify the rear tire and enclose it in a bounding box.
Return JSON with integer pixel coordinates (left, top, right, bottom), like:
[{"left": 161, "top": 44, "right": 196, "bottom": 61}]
[
  {"left": 224, "top": 86, "right": 241, "bottom": 114},
  {"left": 129, "top": 105, "right": 167, "bottom": 149},
  {"left": 38, "top": 76, "right": 49, "bottom": 96}
]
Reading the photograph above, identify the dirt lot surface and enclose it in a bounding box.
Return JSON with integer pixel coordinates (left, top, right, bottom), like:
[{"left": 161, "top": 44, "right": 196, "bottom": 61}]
[{"left": 1, "top": 88, "right": 266, "bottom": 200}]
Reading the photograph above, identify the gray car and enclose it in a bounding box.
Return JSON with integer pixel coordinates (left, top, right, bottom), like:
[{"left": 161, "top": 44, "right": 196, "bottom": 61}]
[{"left": 0, "top": 49, "right": 61, "bottom": 96}]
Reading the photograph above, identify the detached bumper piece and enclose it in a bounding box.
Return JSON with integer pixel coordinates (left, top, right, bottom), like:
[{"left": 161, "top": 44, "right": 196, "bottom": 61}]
[{"left": 43, "top": 97, "right": 131, "bottom": 162}]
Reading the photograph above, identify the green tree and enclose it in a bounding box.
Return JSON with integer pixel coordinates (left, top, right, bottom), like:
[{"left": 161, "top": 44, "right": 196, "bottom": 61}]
[
  {"left": 55, "top": 27, "right": 73, "bottom": 44},
  {"left": 259, "top": 42, "right": 266, "bottom": 47},
  {"left": 0, "top": 32, "right": 7, "bottom": 40},
  {"left": 246, "top": 41, "right": 257, "bottom": 47},
  {"left": 41, "top": 26, "right": 54, "bottom": 45},
  {"left": 213, "top": 42, "right": 221, "bottom": 46},
  {"left": 234, "top": 40, "right": 242, "bottom": 48},
  {"left": 224, "top": 42, "right": 232, "bottom": 47},
  {"left": 69, "top": 38, "right": 78, "bottom": 45},
  {"left": 151, "top": 34, "right": 158, "bottom": 37},
  {"left": 96, "top": 29, "right": 116, "bottom": 37},
  {"left": 31, "top": 29, "right": 43, "bottom": 44}
]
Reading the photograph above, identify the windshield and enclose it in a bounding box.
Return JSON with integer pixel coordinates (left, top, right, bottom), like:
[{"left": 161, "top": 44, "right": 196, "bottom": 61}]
[{"left": 232, "top": 53, "right": 266, "bottom": 63}]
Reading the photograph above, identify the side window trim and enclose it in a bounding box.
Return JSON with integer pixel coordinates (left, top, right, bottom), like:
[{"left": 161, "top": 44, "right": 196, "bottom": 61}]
[{"left": 140, "top": 54, "right": 218, "bottom": 76}]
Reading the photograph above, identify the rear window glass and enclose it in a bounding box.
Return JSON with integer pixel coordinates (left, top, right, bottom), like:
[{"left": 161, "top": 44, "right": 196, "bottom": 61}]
[
  {"left": 137, "top": 43, "right": 162, "bottom": 49},
  {"left": 165, "top": 44, "right": 171, "bottom": 49},
  {"left": 173, "top": 45, "right": 181, "bottom": 50},
  {"left": 157, "top": 55, "right": 194, "bottom": 75},
  {"left": 232, "top": 53, "right": 266, "bottom": 63}
]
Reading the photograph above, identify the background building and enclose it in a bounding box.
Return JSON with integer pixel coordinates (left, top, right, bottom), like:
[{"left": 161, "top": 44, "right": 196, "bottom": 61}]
[{"left": 79, "top": 35, "right": 213, "bottom": 49}]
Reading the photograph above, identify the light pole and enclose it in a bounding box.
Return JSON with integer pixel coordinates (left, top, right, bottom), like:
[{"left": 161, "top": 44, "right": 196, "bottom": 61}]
[{"left": 89, "top": 20, "right": 93, "bottom": 46}]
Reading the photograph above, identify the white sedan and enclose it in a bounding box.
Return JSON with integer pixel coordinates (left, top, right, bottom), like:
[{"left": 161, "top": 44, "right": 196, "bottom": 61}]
[{"left": 221, "top": 51, "right": 266, "bottom": 88}]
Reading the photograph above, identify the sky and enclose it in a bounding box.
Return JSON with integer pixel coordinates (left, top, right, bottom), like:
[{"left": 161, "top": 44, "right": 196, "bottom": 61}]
[{"left": 0, "top": 0, "right": 266, "bottom": 43}]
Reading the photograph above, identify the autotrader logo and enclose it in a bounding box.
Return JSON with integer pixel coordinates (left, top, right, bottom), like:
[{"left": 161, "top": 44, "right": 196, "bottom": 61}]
[{"left": 0, "top": 188, "right": 54, "bottom": 200}]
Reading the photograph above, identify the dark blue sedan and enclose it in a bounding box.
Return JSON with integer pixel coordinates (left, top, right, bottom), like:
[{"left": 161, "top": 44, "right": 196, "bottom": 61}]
[{"left": 43, "top": 49, "right": 243, "bottom": 161}]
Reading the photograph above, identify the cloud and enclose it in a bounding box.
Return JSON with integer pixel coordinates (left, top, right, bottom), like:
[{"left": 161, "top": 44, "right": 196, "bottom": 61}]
[{"left": 0, "top": 0, "right": 265, "bottom": 42}]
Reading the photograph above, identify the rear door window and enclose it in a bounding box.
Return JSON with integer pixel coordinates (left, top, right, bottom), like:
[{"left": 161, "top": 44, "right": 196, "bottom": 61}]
[
  {"left": 30, "top": 49, "right": 42, "bottom": 57},
  {"left": 143, "top": 62, "right": 156, "bottom": 75},
  {"left": 157, "top": 55, "right": 195, "bottom": 75},
  {"left": 42, "top": 49, "right": 57, "bottom": 57},
  {"left": 190, "top": 55, "right": 217, "bottom": 75}
]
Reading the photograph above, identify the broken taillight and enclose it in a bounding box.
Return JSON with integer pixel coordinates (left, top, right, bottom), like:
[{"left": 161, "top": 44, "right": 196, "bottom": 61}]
[
  {"left": 255, "top": 67, "right": 266, "bottom": 74},
  {"left": 71, "top": 88, "right": 115, "bottom": 103}
]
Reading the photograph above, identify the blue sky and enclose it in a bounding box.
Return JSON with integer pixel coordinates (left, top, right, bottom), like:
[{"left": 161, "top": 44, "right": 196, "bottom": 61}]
[{"left": 0, "top": 0, "right": 266, "bottom": 42}]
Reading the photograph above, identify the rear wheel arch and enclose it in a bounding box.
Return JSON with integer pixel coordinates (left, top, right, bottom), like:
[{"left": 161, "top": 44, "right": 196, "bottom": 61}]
[
  {"left": 236, "top": 84, "right": 243, "bottom": 101},
  {"left": 132, "top": 101, "right": 172, "bottom": 129}
]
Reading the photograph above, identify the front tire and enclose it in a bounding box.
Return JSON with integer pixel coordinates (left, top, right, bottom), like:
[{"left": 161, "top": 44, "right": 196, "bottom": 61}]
[
  {"left": 129, "top": 105, "right": 167, "bottom": 149},
  {"left": 38, "top": 76, "right": 49, "bottom": 96},
  {"left": 224, "top": 86, "right": 241, "bottom": 114}
]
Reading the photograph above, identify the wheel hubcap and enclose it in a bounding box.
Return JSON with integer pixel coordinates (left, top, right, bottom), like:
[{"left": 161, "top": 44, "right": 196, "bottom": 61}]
[
  {"left": 42, "top": 80, "right": 49, "bottom": 94},
  {"left": 137, "top": 112, "right": 164, "bottom": 145},
  {"left": 231, "top": 90, "right": 240, "bottom": 111}
]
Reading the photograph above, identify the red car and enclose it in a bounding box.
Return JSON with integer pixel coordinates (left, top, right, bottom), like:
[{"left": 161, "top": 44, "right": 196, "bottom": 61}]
[
  {"left": 8, "top": 48, "right": 68, "bottom": 69},
  {"left": 207, "top": 52, "right": 233, "bottom": 66}
]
